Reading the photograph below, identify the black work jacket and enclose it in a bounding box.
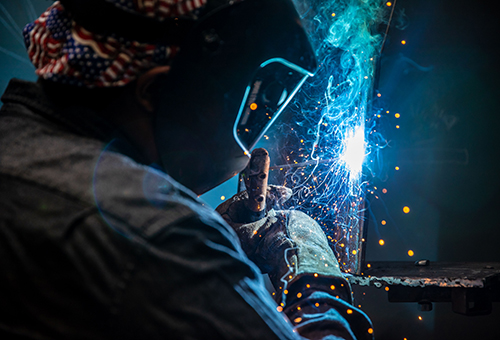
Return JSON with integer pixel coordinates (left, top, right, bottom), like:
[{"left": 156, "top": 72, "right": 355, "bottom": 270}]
[{"left": 0, "top": 79, "right": 299, "bottom": 340}]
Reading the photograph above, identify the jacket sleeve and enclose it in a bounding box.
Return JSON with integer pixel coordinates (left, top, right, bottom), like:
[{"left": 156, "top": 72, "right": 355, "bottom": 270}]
[{"left": 113, "top": 213, "right": 301, "bottom": 340}]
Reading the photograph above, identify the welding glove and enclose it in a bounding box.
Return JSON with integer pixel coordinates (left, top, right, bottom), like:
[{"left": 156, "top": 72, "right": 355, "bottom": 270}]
[{"left": 216, "top": 185, "right": 352, "bottom": 304}]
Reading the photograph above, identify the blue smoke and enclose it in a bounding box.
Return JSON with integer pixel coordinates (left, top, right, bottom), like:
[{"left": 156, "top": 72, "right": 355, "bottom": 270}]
[{"left": 274, "top": 0, "right": 389, "bottom": 273}]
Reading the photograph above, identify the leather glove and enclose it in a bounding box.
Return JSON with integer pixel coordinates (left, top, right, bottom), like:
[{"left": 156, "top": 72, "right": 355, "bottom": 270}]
[{"left": 216, "top": 185, "right": 352, "bottom": 305}]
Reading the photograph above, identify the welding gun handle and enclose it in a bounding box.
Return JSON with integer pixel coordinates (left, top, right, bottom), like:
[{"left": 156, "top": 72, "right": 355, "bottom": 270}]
[{"left": 244, "top": 148, "right": 270, "bottom": 214}]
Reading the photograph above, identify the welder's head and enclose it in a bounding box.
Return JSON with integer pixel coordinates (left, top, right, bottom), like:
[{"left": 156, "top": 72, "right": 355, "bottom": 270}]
[
  {"left": 151, "top": 0, "right": 317, "bottom": 194},
  {"left": 25, "top": 0, "right": 317, "bottom": 195}
]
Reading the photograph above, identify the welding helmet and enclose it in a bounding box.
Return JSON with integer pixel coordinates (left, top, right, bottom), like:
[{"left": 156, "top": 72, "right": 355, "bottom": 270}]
[{"left": 153, "top": 0, "right": 317, "bottom": 194}]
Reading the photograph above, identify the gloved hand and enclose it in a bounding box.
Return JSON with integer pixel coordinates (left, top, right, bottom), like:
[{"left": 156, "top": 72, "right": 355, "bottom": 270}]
[{"left": 216, "top": 185, "right": 352, "bottom": 305}]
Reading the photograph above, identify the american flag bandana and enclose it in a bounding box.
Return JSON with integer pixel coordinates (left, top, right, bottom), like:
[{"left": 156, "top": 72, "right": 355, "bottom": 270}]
[{"left": 23, "top": 0, "right": 206, "bottom": 88}]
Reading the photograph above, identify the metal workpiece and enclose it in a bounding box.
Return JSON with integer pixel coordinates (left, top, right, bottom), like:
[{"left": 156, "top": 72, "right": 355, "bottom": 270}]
[
  {"left": 348, "top": 261, "right": 500, "bottom": 315},
  {"left": 348, "top": 261, "right": 500, "bottom": 288}
]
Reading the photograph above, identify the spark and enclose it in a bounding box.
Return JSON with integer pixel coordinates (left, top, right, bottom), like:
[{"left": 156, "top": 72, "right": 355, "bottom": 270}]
[
  {"left": 340, "top": 126, "right": 366, "bottom": 178},
  {"left": 272, "top": 0, "right": 390, "bottom": 273}
]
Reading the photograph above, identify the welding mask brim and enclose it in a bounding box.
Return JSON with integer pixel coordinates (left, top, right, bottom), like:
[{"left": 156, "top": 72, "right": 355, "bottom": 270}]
[{"left": 153, "top": 0, "right": 317, "bottom": 194}]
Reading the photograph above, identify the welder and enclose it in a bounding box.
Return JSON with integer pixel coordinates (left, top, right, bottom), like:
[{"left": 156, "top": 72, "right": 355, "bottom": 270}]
[{"left": 0, "top": 0, "right": 372, "bottom": 339}]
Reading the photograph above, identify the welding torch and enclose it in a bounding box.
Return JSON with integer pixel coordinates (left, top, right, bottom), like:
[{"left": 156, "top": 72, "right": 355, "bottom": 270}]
[{"left": 242, "top": 148, "right": 270, "bottom": 222}]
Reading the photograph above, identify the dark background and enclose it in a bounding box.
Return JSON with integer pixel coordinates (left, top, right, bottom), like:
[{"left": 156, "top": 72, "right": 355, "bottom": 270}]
[
  {"left": 357, "top": 0, "right": 500, "bottom": 339},
  {"left": 2, "top": 0, "right": 500, "bottom": 338}
]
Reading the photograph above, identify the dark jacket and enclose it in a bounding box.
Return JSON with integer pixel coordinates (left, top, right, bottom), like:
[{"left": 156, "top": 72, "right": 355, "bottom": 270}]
[{"left": 0, "top": 79, "right": 299, "bottom": 340}]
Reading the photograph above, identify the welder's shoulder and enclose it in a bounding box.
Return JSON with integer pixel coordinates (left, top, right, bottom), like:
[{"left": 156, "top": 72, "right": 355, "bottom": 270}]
[
  {"left": 92, "top": 149, "right": 234, "bottom": 242},
  {"left": 0, "top": 98, "right": 101, "bottom": 204},
  {"left": 0, "top": 97, "right": 230, "bottom": 243}
]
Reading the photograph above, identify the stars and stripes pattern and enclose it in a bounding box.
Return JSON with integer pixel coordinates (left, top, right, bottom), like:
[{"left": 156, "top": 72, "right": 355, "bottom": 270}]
[
  {"left": 23, "top": 0, "right": 206, "bottom": 87},
  {"left": 115, "top": 0, "right": 207, "bottom": 18}
]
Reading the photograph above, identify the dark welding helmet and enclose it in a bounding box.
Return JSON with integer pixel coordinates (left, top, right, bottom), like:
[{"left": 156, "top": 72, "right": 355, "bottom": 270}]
[
  {"left": 59, "top": 0, "right": 316, "bottom": 195},
  {"left": 153, "top": 0, "right": 317, "bottom": 194}
]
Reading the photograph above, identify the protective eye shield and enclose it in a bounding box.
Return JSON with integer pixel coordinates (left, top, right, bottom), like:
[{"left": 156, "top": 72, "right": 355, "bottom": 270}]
[
  {"left": 153, "top": 0, "right": 317, "bottom": 193},
  {"left": 201, "top": 0, "right": 318, "bottom": 155},
  {"left": 235, "top": 59, "right": 313, "bottom": 154}
]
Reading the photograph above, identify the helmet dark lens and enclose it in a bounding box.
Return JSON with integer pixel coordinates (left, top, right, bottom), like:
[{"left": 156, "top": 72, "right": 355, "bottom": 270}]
[
  {"left": 264, "top": 81, "right": 286, "bottom": 106},
  {"left": 234, "top": 60, "right": 310, "bottom": 153}
]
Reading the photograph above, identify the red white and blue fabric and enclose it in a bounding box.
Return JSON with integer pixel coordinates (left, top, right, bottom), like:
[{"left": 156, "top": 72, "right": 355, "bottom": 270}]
[{"left": 23, "top": 0, "right": 206, "bottom": 88}]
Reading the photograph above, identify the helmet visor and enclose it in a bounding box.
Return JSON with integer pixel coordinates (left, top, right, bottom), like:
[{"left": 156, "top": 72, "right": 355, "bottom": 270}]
[{"left": 234, "top": 58, "right": 313, "bottom": 154}]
